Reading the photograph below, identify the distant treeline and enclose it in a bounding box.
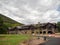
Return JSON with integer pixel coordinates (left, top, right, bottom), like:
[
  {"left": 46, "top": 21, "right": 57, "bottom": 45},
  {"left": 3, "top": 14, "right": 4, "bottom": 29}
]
[{"left": 57, "top": 22, "right": 60, "bottom": 32}]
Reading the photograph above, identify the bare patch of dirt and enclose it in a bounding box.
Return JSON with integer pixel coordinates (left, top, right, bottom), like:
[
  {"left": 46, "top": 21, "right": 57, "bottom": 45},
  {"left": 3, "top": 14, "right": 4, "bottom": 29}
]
[{"left": 20, "top": 38, "right": 45, "bottom": 45}]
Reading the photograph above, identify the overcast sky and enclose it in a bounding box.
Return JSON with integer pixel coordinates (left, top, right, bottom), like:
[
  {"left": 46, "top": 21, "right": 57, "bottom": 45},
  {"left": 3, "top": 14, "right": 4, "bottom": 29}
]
[{"left": 0, "top": 0, "right": 60, "bottom": 24}]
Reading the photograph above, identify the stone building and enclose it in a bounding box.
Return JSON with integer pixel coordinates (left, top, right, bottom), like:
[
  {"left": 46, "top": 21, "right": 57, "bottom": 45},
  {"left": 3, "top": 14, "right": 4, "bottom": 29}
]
[
  {"left": 8, "top": 22, "right": 58, "bottom": 34},
  {"left": 40, "top": 23, "right": 58, "bottom": 34}
]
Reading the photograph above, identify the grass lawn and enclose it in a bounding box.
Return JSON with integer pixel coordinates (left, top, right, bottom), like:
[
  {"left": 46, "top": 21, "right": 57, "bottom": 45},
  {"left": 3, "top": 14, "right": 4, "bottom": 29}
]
[{"left": 0, "top": 34, "right": 31, "bottom": 45}]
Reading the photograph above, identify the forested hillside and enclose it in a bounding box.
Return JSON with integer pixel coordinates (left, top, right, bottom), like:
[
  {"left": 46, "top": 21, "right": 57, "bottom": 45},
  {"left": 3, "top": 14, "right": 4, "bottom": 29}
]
[{"left": 0, "top": 14, "right": 23, "bottom": 27}]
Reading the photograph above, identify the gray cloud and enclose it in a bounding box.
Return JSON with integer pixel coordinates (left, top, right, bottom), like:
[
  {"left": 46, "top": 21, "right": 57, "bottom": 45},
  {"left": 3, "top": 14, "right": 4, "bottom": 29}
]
[{"left": 0, "top": 0, "right": 60, "bottom": 24}]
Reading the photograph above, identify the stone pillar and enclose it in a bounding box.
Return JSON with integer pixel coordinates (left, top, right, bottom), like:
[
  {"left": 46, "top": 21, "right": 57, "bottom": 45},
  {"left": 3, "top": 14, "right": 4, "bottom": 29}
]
[
  {"left": 52, "top": 28, "right": 55, "bottom": 34},
  {"left": 42, "top": 30, "right": 43, "bottom": 34},
  {"left": 46, "top": 29, "right": 48, "bottom": 34}
]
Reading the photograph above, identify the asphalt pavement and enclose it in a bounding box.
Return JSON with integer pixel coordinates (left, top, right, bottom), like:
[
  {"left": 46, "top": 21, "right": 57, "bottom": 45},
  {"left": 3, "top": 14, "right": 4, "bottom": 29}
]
[{"left": 39, "top": 37, "right": 60, "bottom": 45}]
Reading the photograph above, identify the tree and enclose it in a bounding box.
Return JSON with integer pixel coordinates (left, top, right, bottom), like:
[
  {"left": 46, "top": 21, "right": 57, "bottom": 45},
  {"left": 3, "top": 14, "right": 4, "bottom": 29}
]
[
  {"left": 57, "top": 22, "right": 60, "bottom": 32},
  {"left": 0, "top": 14, "right": 8, "bottom": 34}
]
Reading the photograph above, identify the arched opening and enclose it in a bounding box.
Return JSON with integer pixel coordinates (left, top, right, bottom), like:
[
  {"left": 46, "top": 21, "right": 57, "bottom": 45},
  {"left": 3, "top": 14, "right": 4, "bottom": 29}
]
[
  {"left": 43, "top": 31, "right": 46, "bottom": 34},
  {"left": 48, "top": 31, "right": 53, "bottom": 34},
  {"left": 31, "top": 31, "right": 34, "bottom": 34},
  {"left": 36, "top": 32, "right": 39, "bottom": 34},
  {"left": 40, "top": 31, "right": 42, "bottom": 34}
]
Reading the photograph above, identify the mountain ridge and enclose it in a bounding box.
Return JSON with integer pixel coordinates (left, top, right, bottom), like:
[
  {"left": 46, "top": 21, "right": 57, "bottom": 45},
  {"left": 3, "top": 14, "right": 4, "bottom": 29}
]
[{"left": 0, "top": 14, "right": 23, "bottom": 27}]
